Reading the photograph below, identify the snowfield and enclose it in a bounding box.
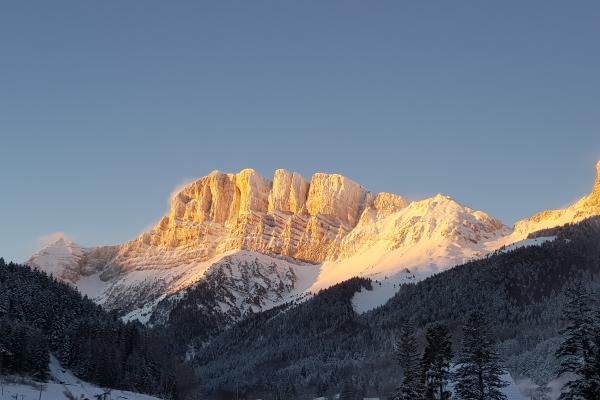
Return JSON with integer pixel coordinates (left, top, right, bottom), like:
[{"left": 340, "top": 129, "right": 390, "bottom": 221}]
[
  {"left": 497, "top": 235, "right": 556, "bottom": 254},
  {"left": 0, "top": 357, "right": 161, "bottom": 400}
]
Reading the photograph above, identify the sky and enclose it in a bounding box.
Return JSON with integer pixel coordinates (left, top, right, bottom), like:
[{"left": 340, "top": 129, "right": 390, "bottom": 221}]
[{"left": 1, "top": 1, "right": 599, "bottom": 263}]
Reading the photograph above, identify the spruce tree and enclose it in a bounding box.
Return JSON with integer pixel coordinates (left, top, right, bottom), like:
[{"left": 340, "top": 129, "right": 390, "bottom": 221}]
[
  {"left": 454, "top": 312, "right": 508, "bottom": 400},
  {"left": 422, "top": 323, "right": 453, "bottom": 400},
  {"left": 555, "top": 285, "right": 599, "bottom": 400},
  {"left": 392, "top": 321, "right": 422, "bottom": 400},
  {"left": 575, "top": 330, "right": 600, "bottom": 400}
]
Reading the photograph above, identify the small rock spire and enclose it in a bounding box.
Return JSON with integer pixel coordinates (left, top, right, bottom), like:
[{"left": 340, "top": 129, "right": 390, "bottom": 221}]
[{"left": 594, "top": 160, "right": 600, "bottom": 194}]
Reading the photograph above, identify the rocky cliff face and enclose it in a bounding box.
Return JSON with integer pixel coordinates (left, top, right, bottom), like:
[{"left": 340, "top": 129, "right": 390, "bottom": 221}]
[{"left": 113, "top": 168, "right": 384, "bottom": 272}]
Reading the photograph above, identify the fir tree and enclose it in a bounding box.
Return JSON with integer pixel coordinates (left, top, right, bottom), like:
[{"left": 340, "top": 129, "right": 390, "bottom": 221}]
[
  {"left": 422, "top": 323, "right": 453, "bottom": 400},
  {"left": 392, "top": 321, "right": 422, "bottom": 400},
  {"left": 585, "top": 338, "right": 600, "bottom": 399},
  {"left": 454, "top": 312, "right": 508, "bottom": 400},
  {"left": 575, "top": 330, "right": 600, "bottom": 400},
  {"left": 555, "top": 285, "right": 599, "bottom": 400}
]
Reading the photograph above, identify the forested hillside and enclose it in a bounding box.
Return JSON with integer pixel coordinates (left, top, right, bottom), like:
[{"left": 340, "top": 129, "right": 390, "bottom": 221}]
[
  {"left": 191, "top": 218, "right": 600, "bottom": 399},
  {"left": 0, "top": 259, "right": 193, "bottom": 399}
]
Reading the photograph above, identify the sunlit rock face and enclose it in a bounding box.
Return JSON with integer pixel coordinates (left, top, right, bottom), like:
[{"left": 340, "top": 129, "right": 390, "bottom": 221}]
[
  {"left": 513, "top": 161, "right": 600, "bottom": 239},
  {"left": 116, "top": 169, "right": 378, "bottom": 269},
  {"left": 30, "top": 167, "right": 516, "bottom": 285},
  {"left": 268, "top": 169, "right": 309, "bottom": 214},
  {"left": 111, "top": 168, "right": 514, "bottom": 279}
]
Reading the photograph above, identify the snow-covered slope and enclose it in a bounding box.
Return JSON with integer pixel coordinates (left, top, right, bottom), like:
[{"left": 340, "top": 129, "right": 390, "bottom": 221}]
[
  {"left": 110, "top": 250, "right": 319, "bottom": 325},
  {"left": 312, "top": 193, "right": 509, "bottom": 293},
  {"left": 0, "top": 356, "right": 161, "bottom": 400},
  {"left": 512, "top": 160, "right": 600, "bottom": 240},
  {"left": 497, "top": 236, "right": 556, "bottom": 254},
  {"left": 26, "top": 162, "right": 600, "bottom": 325}
]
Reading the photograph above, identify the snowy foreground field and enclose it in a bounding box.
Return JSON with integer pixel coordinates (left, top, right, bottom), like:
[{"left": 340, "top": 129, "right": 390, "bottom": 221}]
[
  {"left": 1, "top": 362, "right": 531, "bottom": 400},
  {"left": 0, "top": 357, "right": 161, "bottom": 400}
]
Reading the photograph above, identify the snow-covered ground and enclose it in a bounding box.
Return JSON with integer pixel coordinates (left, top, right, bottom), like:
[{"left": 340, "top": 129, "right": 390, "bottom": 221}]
[
  {"left": 311, "top": 374, "right": 529, "bottom": 400},
  {"left": 350, "top": 235, "right": 559, "bottom": 314},
  {"left": 498, "top": 236, "right": 556, "bottom": 254},
  {"left": 0, "top": 357, "right": 161, "bottom": 400},
  {"left": 351, "top": 270, "right": 419, "bottom": 313}
]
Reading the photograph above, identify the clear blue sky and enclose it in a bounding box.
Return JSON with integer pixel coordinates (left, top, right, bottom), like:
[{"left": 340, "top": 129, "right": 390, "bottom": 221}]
[{"left": 1, "top": 1, "right": 599, "bottom": 262}]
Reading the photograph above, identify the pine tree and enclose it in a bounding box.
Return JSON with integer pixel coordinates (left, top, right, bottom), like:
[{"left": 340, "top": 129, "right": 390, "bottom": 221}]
[
  {"left": 555, "top": 285, "right": 599, "bottom": 400},
  {"left": 454, "top": 312, "right": 508, "bottom": 400},
  {"left": 29, "top": 333, "right": 49, "bottom": 380},
  {"left": 422, "top": 323, "right": 453, "bottom": 400},
  {"left": 576, "top": 330, "right": 600, "bottom": 400},
  {"left": 392, "top": 321, "right": 422, "bottom": 400}
]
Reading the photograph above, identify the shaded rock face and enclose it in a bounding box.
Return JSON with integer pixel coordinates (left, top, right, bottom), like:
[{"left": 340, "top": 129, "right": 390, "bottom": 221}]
[
  {"left": 116, "top": 169, "right": 386, "bottom": 269},
  {"left": 26, "top": 239, "right": 118, "bottom": 284}
]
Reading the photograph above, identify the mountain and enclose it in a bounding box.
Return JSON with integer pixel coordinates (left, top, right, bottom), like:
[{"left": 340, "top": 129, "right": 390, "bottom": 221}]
[
  {"left": 26, "top": 169, "right": 507, "bottom": 322},
  {"left": 26, "top": 238, "right": 86, "bottom": 281},
  {"left": 20, "top": 162, "right": 600, "bottom": 399},
  {"left": 26, "top": 162, "right": 600, "bottom": 328},
  {"left": 191, "top": 217, "right": 600, "bottom": 399}
]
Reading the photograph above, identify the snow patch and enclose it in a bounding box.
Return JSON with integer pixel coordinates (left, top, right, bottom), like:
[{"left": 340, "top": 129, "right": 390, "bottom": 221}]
[
  {"left": 498, "top": 236, "right": 556, "bottom": 254},
  {"left": 351, "top": 271, "right": 419, "bottom": 314}
]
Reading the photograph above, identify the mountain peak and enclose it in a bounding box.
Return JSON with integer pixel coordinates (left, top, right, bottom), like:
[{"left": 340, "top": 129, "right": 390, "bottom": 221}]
[
  {"left": 27, "top": 238, "right": 86, "bottom": 282},
  {"left": 431, "top": 193, "right": 454, "bottom": 202},
  {"left": 53, "top": 237, "right": 67, "bottom": 245}
]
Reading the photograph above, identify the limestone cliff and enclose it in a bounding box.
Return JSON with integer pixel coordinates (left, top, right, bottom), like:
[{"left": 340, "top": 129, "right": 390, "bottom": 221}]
[{"left": 115, "top": 169, "right": 381, "bottom": 270}]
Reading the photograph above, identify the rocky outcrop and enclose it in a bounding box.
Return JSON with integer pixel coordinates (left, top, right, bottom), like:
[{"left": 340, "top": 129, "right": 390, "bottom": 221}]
[
  {"left": 268, "top": 169, "right": 309, "bottom": 214},
  {"left": 305, "top": 173, "right": 372, "bottom": 227}
]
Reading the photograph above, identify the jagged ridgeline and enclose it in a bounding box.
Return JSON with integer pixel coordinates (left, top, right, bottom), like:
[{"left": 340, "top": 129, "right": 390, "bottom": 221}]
[
  {"left": 191, "top": 217, "right": 600, "bottom": 399},
  {"left": 25, "top": 162, "right": 600, "bottom": 346},
  {"left": 27, "top": 168, "right": 512, "bottom": 326},
  {"left": 0, "top": 259, "right": 193, "bottom": 399}
]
